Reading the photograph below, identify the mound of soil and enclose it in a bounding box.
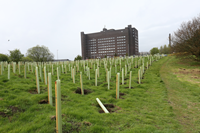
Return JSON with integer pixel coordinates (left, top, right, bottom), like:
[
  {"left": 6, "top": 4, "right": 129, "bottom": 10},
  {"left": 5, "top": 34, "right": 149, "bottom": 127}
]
[
  {"left": 98, "top": 103, "right": 120, "bottom": 113},
  {"left": 119, "top": 93, "right": 126, "bottom": 99},
  {"left": 38, "top": 99, "right": 48, "bottom": 104},
  {"left": 75, "top": 87, "right": 92, "bottom": 95},
  {"left": 120, "top": 82, "right": 127, "bottom": 85},
  {"left": 125, "top": 87, "right": 134, "bottom": 89},
  {"left": 29, "top": 89, "right": 38, "bottom": 94}
]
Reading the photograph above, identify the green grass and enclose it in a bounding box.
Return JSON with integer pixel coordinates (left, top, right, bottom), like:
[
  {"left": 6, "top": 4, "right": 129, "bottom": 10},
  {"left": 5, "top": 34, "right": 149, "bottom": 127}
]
[
  {"left": 0, "top": 56, "right": 199, "bottom": 132},
  {"left": 160, "top": 56, "right": 200, "bottom": 133}
]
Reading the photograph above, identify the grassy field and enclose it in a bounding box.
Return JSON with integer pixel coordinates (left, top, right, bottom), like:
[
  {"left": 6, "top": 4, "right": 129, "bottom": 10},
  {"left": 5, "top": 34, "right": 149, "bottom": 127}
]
[
  {"left": 0, "top": 56, "right": 199, "bottom": 133},
  {"left": 160, "top": 56, "right": 200, "bottom": 133}
]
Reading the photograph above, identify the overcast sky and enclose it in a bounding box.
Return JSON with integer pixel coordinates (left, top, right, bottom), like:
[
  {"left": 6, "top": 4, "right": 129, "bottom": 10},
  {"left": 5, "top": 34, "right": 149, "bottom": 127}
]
[{"left": 0, "top": 0, "right": 200, "bottom": 60}]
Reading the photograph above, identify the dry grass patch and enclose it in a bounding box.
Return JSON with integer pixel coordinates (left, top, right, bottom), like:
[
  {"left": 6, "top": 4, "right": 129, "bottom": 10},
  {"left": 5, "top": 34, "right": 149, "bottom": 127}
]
[{"left": 173, "top": 68, "right": 200, "bottom": 86}]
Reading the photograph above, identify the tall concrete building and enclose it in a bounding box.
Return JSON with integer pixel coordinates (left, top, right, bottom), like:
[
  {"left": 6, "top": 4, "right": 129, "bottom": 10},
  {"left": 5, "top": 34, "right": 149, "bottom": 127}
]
[{"left": 81, "top": 25, "right": 138, "bottom": 59}]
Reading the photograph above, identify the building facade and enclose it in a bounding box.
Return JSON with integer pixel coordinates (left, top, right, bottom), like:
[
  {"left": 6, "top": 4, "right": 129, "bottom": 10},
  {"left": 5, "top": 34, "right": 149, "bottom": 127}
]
[{"left": 81, "top": 25, "right": 138, "bottom": 59}]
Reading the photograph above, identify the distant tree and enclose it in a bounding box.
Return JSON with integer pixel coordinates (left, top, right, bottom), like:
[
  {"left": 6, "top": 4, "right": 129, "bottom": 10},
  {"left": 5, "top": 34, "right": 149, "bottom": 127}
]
[
  {"left": 105, "top": 55, "right": 107, "bottom": 58},
  {"left": 0, "top": 53, "right": 9, "bottom": 62},
  {"left": 9, "top": 49, "right": 24, "bottom": 63},
  {"left": 159, "top": 44, "right": 171, "bottom": 54},
  {"left": 114, "top": 53, "right": 117, "bottom": 57},
  {"left": 171, "top": 14, "right": 200, "bottom": 61},
  {"left": 159, "top": 46, "right": 163, "bottom": 54},
  {"left": 74, "top": 55, "right": 82, "bottom": 61},
  {"left": 27, "top": 45, "right": 54, "bottom": 62},
  {"left": 21, "top": 56, "right": 33, "bottom": 62},
  {"left": 150, "top": 47, "right": 159, "bottom": 55}
]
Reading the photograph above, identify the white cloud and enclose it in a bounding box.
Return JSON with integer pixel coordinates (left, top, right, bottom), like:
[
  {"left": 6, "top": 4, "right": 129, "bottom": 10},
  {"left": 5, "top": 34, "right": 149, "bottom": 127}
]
[{"left": 0, "top": 0, "right": 200, "bottom": 60}]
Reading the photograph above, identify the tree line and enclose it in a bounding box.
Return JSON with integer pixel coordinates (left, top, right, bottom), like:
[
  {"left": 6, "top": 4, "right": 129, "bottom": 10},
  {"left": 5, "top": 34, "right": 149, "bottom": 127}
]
[
  {"left": 150, "top": 44, "right": 171, "bottom": 55},
  {"left": 0, "top": 45, "right": 54, "bottom": 63},
  {"left": 150, "top": 13, "right": 200, "bottom": 61},
  {"left": 171, "top": 14, "right": 200, "bottom": 61}
]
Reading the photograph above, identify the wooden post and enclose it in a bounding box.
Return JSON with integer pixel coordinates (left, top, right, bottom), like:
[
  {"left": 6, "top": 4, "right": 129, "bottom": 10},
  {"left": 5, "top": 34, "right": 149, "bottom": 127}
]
[
  {"left": 36, "top": 67, "right": 40, "bottom": 94},
  {"left": 80, "top": 72, "right": 84, "bottom": 95},
  {"left": 129, "top": 71, "right": 132, "bottom": 89},
  {"left": 48, "top": 73, "right": 52, "bottom": 106},
  {"left": 116, "top": 73, "right": 120, "bottom": 99},
  {"left": 55, "top": 80, "right": 62, "bottom": 133}
]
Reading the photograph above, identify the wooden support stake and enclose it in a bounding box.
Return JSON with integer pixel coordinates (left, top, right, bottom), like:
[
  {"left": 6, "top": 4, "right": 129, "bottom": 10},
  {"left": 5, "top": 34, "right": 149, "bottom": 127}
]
[
  {"left": 80, "top": 72, "right": 84, "bottom": 95},
  {"left": 129, "top": 71, "right": 132, "bottom": 89},
  {"left": 55, "top": 80, "right": 62, "bottom": 133}
]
